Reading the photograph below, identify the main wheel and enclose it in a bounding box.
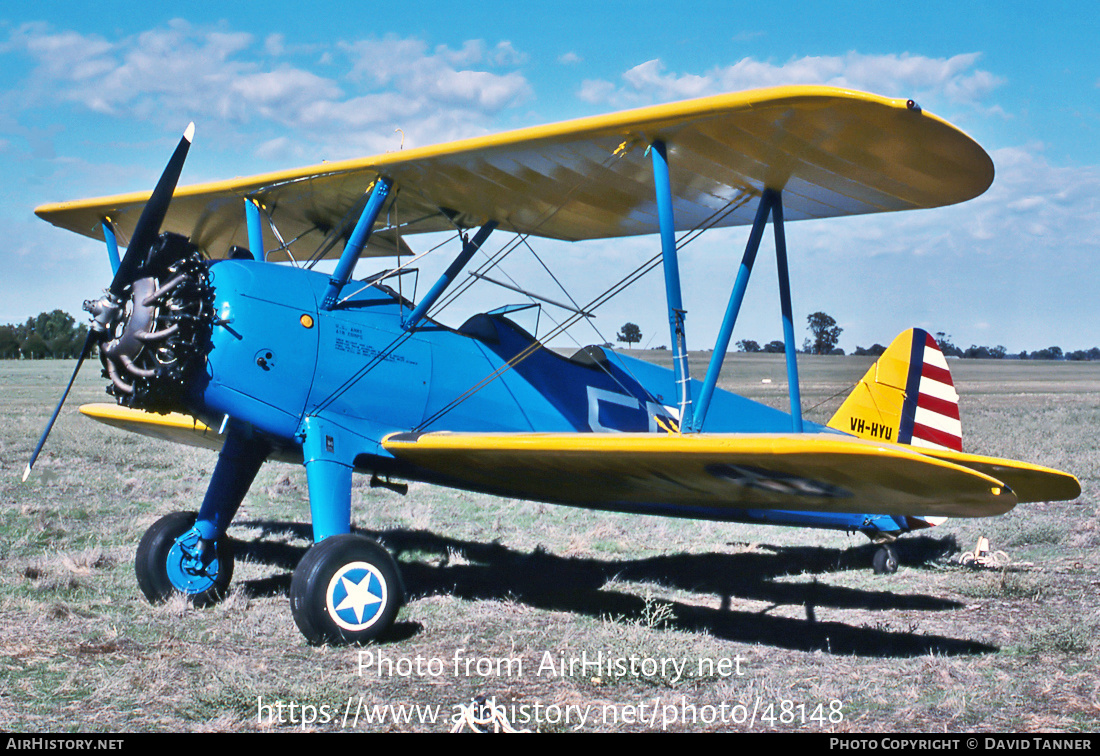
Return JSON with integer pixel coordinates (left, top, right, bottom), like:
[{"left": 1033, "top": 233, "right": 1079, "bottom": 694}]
[
  {"left": 872, "top": 543, "right": 899, "bottom": 575},
  {"left": 135, "top": 511, "right": 234, "bottom": 607},
  {"left": 290, "top": 534, "right": 404, "bottom": 645}
]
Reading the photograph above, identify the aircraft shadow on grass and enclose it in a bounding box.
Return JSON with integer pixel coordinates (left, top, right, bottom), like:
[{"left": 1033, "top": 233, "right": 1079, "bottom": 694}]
[{"left": 231, "top": 520, "right": 995, "bottom": 658}]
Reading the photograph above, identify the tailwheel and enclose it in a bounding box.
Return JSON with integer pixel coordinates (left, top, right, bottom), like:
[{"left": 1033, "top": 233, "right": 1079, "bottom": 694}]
[
  {"left": 135, "top": 511, "right": 234, "bottom": 607},
  {"left": 290, "top": 534, "right": 404, "bottom": 645},
  {"left": 872, "top": 543, "right": 899, "bottom": 575}
]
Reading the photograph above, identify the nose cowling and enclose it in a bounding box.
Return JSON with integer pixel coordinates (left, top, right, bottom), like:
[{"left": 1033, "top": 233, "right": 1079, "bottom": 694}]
[{"left": 88, "top": 232, "right": 215, "bottom": 415}]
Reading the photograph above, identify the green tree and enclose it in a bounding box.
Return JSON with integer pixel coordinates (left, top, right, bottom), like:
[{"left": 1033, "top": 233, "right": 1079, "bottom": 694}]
[
  {"left": 934, "top": 331, "right": 963, "bottom": 358},
  {"left": 34, "top": 310, "right": 77, "bottom": 348},
  {"left": 736, "top": 339, "right": 761, "bottom": 353},
  {"left": 22, "top": 333, "right": 48, "bottom": 359},
  {"left": 0, "top": 327, "right": 18, "bottom": 358},
  {"left": 616, "top": 322, "right": 642, "bottom": 349},
  {"left": 806, "top": 312, "right": 842, "bottom": 355},
  {"left": 2, "top": 309, "right": 86, "bottom": 359}
]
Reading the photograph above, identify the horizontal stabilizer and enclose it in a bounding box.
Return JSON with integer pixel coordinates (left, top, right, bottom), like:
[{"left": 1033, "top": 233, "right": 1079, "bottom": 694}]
[
  {"left": 383, "top": 431, "right": 1016, "bottom": 519},
  {"left": 914, "top": 448, "right": 1080, "bottom": 503},
  {"left": 828, "top": 329, "right": 1079, "bottom": 504}
]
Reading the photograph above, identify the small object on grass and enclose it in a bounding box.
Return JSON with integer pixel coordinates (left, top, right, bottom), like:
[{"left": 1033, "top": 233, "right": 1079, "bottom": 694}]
[{"left": 959, "top": 535, "right": 1012, "bottom": 568}]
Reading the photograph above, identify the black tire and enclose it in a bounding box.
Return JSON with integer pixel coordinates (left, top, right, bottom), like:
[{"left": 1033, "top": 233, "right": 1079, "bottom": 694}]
[
  {"left": 290, "top": 534, "right": 404, "bottom": 645},
  {"left": 135, "top": 511, "right": 234, "bottom": 607},
  {"left": 872, "top": 543, "right": 899, "bottom": 575}
]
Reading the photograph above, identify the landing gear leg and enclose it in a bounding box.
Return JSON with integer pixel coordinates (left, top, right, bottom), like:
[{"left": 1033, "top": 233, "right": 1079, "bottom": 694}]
[{"left": 289, "top": 417, "right": 404, "bottom": 644}]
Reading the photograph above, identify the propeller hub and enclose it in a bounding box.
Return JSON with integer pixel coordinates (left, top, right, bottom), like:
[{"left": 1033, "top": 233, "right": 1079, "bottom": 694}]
[{"left": 83, "top": 295, "right": 122, "bottom": 335}]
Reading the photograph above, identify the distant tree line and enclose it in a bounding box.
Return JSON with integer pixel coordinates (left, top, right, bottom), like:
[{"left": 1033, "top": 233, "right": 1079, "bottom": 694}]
[
  {"left": 0, "top": 310, "right": 89, "bottom": 359},
  {"left": 923, "top": 333, "right": 1097, "bottom": 361},
  {"left": 736, "top": 339, "right": 788, "bottom": 354},
  {"left": 736, "top": 312, "right": 845, "bottom": 355},
  {"left": 734, "top": 320, "right": 1100, "bottom": 361}
]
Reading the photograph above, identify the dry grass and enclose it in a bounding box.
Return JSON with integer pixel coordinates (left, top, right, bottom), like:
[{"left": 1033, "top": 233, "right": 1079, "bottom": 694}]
[{"left": 1, "top": 356, "right": 1098, "bottom": 732}]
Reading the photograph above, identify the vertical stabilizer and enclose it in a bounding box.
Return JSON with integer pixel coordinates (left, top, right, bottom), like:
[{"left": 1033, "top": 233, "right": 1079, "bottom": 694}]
[{"left": 829, "top": 329, "right": 962, "bottom": 452}]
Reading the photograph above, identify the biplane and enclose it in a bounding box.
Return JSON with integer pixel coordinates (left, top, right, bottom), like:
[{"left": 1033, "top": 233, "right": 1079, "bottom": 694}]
[{"left": 26, "top": 86, "right": 1080, "bottom": 644}]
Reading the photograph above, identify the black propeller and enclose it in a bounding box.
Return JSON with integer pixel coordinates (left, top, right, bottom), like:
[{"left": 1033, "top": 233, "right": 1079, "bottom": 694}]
[{"left": 23, "top": 123, "right": 194, "bottom": 482}]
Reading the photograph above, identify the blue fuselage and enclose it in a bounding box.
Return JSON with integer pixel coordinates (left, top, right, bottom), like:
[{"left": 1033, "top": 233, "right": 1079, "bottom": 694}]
[{"left": 192, "top": 259, "right": 910, "bottom": 536}]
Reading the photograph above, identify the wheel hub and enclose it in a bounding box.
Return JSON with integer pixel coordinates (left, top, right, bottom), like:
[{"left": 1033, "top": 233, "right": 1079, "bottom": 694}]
[{"left": 165, "top": 527, "right": 222, "bottom": 594}]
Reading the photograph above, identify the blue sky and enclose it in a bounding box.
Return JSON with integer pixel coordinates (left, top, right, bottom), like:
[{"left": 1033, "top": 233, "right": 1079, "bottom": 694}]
[{"left": 2, "top": 1, "right": 1098, "bottom": 353}]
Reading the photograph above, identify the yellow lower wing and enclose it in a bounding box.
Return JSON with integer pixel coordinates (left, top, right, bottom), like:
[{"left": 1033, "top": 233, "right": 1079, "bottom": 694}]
[
  {"left": 80, "top": 403, "right": 223, "bottom": 451},
  {"left": 79, "top": 403, "right": 305, "bottom": 464},
  {"left": 382, "top": 431, "right": 1017, "bottom": 518},
  {"left": 82, "top": 403, "right": 1077, "bottom": 515}
]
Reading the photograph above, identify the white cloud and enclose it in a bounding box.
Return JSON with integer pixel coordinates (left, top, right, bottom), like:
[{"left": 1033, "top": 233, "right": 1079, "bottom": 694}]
[
  {"left": 4, "top": 22, "right": 533, "bottom": 158},
  {"left": 264, "top": 33, "right": 286, "bottom": 58},
  {"left": 579, "top": 52, "right": 1005, "bottom": 110},
  {"left": 578, "top": 78, "right": 615, "bottom": 103},
  {"left": 756, "top": 142, "right": 1100, "bottom": 350},
  {"left": 490, "top": 41, "right": 527, "bottom": 67},
  {"left": 328, "top": 37, "right": 532, "bottom": 151}
]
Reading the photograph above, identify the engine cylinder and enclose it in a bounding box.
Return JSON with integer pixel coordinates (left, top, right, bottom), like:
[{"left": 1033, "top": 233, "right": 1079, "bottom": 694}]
[{"left": 91, "top": 233, "right": 215, "bottom": 414}]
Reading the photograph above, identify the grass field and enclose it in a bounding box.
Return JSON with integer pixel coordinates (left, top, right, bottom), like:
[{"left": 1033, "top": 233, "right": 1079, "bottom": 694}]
[{"left": 1, "top": 354, "right": 1097, "bottom": 733}]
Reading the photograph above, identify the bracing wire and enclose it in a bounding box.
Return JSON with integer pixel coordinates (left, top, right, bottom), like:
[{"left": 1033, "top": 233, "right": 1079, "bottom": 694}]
[
  {"left": 298, "top": 133, "right": 758, "bottom": 431},
  {"left": 413, "top": 191, "right": 754, "bottom": 432}
]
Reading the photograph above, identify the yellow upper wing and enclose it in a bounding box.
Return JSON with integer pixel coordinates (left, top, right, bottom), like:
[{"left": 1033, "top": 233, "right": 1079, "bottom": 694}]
[{"left": 36, "top": 86, "right": 993, "bottom": 262}]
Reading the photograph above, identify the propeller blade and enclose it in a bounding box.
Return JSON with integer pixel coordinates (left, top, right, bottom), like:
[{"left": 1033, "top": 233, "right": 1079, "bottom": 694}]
[
  {"left": 23, "top": 332, "right": 96, "bottom": 481},
  {"left": 24, "top": 123, "right": 195, "bottom": 481},
  {"left": 110, "top": 122, "right": 194, "bottom": 296}
]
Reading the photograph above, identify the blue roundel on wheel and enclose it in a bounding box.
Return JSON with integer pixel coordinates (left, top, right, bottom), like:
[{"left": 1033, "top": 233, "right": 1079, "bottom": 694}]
[{"left": 325, "top": 561, "right": 388, "bottom": 631}]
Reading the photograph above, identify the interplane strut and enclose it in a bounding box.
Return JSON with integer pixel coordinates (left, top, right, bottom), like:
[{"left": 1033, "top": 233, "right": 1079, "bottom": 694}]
[{"left": 648, "top": 150, "right": 804, "bottom": 434}]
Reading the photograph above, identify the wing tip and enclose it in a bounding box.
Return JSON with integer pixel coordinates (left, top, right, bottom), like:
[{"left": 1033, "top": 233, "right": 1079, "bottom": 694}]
[{"left": 184, "top": 122, "right": 195, "bottom": 144}]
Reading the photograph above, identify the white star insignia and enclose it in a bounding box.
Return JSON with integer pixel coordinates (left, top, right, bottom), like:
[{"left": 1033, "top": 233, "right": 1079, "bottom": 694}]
[{"left": 334, "top": 571, "right": 383, "bottom": 624}]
